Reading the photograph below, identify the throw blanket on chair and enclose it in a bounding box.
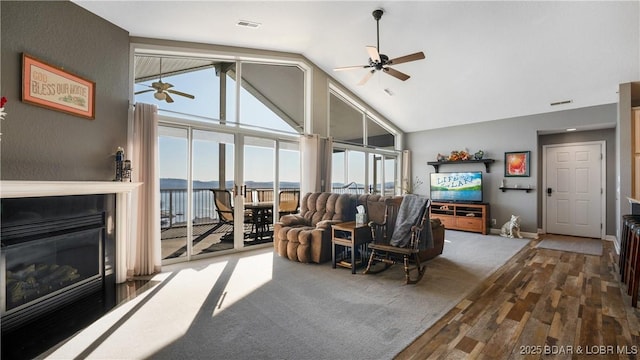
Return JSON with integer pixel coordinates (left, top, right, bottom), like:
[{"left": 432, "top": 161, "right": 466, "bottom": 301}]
[{"left": 389, "top": 195, "right": 432, "bottom": 249}]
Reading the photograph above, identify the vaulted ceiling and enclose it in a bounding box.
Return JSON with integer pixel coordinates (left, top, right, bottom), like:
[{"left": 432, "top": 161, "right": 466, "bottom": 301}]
[{"left": 74, "top": 1, "right": 639, "bottom": 133}]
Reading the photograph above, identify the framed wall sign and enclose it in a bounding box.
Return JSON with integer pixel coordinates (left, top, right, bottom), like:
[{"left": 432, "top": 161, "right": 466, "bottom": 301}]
[
  {"left": 22, "top": 53, "right": 95, "bottom": 119},
  {"left": 504, "top": 151, "right": 530, "bottom": 177}
]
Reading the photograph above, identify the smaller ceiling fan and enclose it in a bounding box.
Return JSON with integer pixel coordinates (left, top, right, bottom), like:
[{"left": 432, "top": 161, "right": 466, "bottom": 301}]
[
  {"left": 135, "top": 58, "right": 195, "bottom": 103},
  {"left": 334, "top": 9, "right": 426, "bottom": 85}
]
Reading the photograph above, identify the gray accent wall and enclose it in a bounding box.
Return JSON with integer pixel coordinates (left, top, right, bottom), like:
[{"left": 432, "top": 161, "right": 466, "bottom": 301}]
[
  {"left": 407, "top": 104, "right": 617, "bottom": 235},
  {"left": 1, "top": 1, "right": 129, "bottom": 181}
]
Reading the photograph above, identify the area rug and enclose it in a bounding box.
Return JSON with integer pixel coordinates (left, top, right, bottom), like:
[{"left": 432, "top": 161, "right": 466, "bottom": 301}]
[
  {"left": 44, "top": 231, "right": 528, "bottom": 360},
  {"left": 536, "top": 237, "right": 603, "bottom": 256}
]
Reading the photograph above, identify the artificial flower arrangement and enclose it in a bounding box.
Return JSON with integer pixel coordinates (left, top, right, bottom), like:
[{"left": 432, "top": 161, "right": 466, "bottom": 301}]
[
  {"left": 1, "top": 96, "right": 7, "bottom": 139},
  {"left": 437, "top": 149, "right": 485, "bottom": 162},
  {"left": 0, "top": 96, "right": 7, "bottom": 121}
]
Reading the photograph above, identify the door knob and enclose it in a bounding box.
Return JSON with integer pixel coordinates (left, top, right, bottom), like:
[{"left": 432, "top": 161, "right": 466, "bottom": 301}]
[{"left": 547, "top": 187, "right": 552, "bottom": 196}]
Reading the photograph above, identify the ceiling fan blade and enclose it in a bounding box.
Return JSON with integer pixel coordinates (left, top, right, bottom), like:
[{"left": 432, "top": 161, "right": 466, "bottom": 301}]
[
  {"left": 357, "top": 70, "right": 375, "bottom": 86},
  {"left": 389, "top": 52, "right": 425, "bottom": 66},
  {"left": 384, "top": 67, "right": 410, "bottom": 81},
  {"left": 167, "top": 89, "right": 195, "bottom": 99},
  {"left": 134, "top": 89, "right": 155, "bottom": 95},
  {"left": 334, "top": 65, "right": 369, "bottom": 71},
  {"left": 366, "top": 46, "right": 380, "bottom": 63},
  {"left": 164, "top": 92, "right": 174, "bottom": 103}
]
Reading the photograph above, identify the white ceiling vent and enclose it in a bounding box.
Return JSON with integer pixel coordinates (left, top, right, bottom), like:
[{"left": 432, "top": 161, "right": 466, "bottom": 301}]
[
  {"left": 237, "top": 20, "right": 261, "bottom": 28},
  {"left": 550, "top": 99, "right": 573, "bottom": 106}
]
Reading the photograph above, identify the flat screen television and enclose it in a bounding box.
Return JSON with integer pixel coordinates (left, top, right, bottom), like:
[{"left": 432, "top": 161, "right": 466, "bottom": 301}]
[{"left": 430, "top": 171, "right": 483, "bottom": 203}]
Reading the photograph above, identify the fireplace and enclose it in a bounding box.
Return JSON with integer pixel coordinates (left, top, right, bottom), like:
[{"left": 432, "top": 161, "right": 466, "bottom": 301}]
[{"left": 1, "top": 194, "right": 116, "bottom": 332}]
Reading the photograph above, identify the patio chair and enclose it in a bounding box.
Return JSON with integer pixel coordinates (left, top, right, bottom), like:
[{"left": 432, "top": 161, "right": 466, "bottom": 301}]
[
  {"left": 211, "top": 189, "right": 253, "bottom": 241},
  {"left": 363, "top": 195, "right": 432, "bottom": 284},
  {"left": 278, "top": 189, "right": 300, "bottom": 219}
]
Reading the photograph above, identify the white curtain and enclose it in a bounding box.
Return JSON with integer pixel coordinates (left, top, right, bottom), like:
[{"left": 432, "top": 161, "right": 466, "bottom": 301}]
[
  {"left": 300, "top": 134, "right": 333, "bottom": 195},
  {"left": 402, "top": 149, "right": 411, "bottom": 194},
  {"left": 322, "top": 136, "right": 332, "bottom": 192},
  {"left": 130, "top": 103, "right": 161, "bottom": 277}
]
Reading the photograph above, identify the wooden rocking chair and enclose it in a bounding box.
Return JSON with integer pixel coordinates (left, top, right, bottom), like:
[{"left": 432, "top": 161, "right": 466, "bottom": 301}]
[{"left": 363, "top": 196, "right": 431, "bottom": 284}]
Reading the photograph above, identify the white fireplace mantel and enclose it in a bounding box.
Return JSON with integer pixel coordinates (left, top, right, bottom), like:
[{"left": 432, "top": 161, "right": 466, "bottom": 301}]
[
  {"left": 1, "top": 180, "right": 142, "bottom": 284},
  {"left": 0, "top": 180, "right": 141, "bottom": 198}
]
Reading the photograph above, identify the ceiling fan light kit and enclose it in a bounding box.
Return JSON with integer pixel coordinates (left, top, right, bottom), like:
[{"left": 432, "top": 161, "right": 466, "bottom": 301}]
[
  {"left": 334, "top": 9, "right": 426, "bottom": 85},
  {"left": 134, "top": 57, "right": 195, "bottom": 103}
]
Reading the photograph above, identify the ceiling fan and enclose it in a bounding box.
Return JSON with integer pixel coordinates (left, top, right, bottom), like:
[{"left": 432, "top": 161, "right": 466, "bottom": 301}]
[
  {"left": 134, "top": 58, "right": 195, "bottom": 103},
  {"left": 334, "top": 9, "right": 425, "bottom": 85}
]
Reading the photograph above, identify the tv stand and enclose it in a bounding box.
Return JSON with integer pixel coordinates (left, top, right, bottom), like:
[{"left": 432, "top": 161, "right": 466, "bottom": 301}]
[{"left": 430, "top": 202, "right": 489, "bottom": 235}]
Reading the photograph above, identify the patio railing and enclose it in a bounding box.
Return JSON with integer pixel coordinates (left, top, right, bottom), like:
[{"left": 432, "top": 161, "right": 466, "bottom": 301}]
[{"left": 161, "top": 188, "right": 217, "bottom": 229}]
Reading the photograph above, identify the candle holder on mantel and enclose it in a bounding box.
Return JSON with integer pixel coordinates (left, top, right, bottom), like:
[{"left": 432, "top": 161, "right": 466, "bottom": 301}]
[
  {"left": 123, "top": 160, "right": 132, "bottom": 182},
  {"left": 114, "top": 147, "right": 132, "bottom": 182}
]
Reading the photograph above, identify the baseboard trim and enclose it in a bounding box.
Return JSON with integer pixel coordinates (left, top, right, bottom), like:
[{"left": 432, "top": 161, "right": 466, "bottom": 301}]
[{"left": 489, "top": 228, "right": 538, "bottom": 239}]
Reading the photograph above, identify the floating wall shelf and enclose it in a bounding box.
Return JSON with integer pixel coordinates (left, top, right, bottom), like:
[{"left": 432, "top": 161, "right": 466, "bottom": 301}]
[
  {"left": 427, "top": 159, "right": 495, "bottom": 173},
  {"left": 499, "top": 187, "right": 533, "bottom": 193}
]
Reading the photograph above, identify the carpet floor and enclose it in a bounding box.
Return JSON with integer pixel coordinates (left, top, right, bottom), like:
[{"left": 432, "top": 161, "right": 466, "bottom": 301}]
[
  {"left": 536, "top": 236, "right": 603, "bottom": 256},
  {"left": 44, "top": 231, "right": 529, "bottom": 360}
]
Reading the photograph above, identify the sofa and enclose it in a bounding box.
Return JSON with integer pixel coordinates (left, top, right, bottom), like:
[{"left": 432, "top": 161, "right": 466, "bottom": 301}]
[
  {"left": 273, "top": 192, "right": 445, "bottom": 263},
  {"left": 274, "top": 192, "right": 357, "bottom": 263}
]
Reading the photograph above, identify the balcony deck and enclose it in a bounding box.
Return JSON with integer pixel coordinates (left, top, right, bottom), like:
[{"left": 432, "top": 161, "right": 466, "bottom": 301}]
[{"left": 161, "top": 221, "right": 273, "bottom": 260}]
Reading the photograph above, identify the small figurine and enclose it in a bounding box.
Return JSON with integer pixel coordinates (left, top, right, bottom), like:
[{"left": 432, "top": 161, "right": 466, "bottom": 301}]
[{"left": 474, "top": 150, "right": 484, "bottom": 160}]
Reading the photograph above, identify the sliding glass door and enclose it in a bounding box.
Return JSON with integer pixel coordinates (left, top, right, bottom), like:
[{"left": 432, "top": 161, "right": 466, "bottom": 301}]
[
  {"left": 159, "top": 126, "right": 238, "bottom": 263},
  {"left": 191, "top": 130, "right": 235, "bottom": 255},
  {"left": 148, "top": 56, "right": 306, "bottom": 264},
  {"left": 159, "top": 124, "right": 298, "bottom": 264},
  {"left": 159, "top": 126, "right": 189, "bottom": 261},
  {"left": 242, "top": 136, "right": 275, "bottom": 247}
]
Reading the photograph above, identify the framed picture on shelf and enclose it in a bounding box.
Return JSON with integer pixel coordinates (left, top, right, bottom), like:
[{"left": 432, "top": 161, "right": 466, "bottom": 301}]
[
  {"left": 504, "top": 151, "right": 530, "bottom": 177},
  {"left": 22, "top": 53, "right": 95, "bottom": 119}
]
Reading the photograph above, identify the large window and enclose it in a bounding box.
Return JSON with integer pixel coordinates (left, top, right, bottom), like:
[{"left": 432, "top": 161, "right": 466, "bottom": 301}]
[
  {"left": 332, "top": 149, "right": 367, "bottom": 192},
  {"left": 138, "top": 52, "right": 307, "bottom": 264},
  {"left": 329, "top": 88, "right": 400, "bottom": 195},
  {"left": 279, "top": 141, "right": 301, "bottom": 190},
  {"left": 134, "top": 56, "right": 305, "bottom": 135},
  {"left": 134, "top": 56, "right": 222, "bottom": 121},
  {"left": 239, "top": 63, "right": 304, "bottom": 134},
  {"left": 329, "top": 91, "right": 396, "bottom": 149},
  {"left": 329, "top": 93, "right": 364, "bottom": 145}
]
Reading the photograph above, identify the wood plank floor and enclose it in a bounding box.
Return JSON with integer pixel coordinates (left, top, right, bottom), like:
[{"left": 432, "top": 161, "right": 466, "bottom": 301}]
[{"left": 396, "top": 235, "right": 640, "bottom": 359}]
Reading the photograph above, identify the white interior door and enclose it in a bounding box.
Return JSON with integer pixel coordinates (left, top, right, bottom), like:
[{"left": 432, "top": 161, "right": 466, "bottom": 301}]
[{"left": 544, "top": 142, "right": 604, "bottom": 238}]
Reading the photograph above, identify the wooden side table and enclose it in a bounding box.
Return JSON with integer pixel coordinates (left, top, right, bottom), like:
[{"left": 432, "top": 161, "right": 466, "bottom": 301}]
[{"left": 331, "top": 221, "right": 372, "bottom": 274}]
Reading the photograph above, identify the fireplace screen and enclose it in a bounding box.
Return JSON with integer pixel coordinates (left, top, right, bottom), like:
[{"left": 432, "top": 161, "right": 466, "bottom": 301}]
[{"left": 3, "top": 227, "right": 103, "bottom": 313}]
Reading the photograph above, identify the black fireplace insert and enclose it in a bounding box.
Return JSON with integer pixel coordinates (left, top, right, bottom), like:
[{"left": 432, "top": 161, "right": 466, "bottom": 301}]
[{"left": 1, "top": 194, "right": 116, "bottom": 334}]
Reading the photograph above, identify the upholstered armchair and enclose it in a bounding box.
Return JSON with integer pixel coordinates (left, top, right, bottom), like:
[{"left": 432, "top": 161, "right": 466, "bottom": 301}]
[{"left": 273, "top": 192, "right": 357, "bottom": 263}]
